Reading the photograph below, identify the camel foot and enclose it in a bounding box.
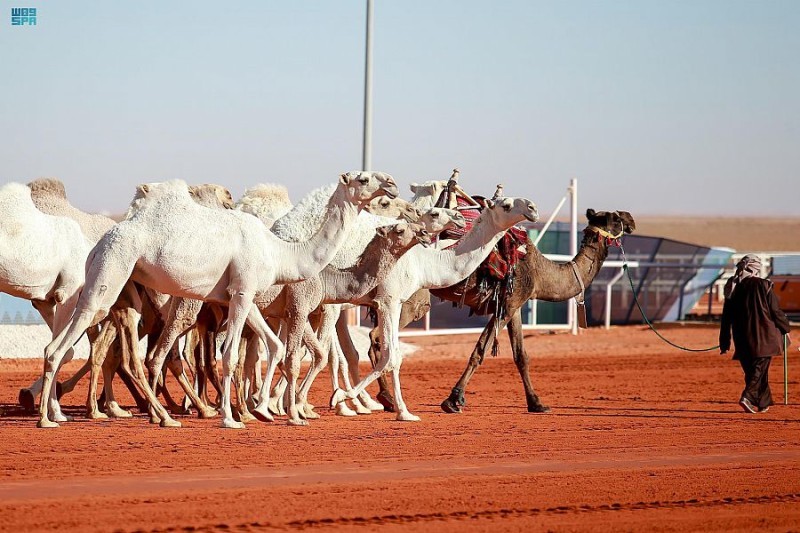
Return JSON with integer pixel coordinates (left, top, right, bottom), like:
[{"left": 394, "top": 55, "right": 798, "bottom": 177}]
[
  {"left": 198, "top": 406, "right": 218, "bottom": 419},
  {"left": 396, "top": 411, "right": 421, "bottom": 422},
  {"left": 252, "top": 405, "right": 275, "bottom": 423},
  {"left": 37, "top": 418, "right": 60, "bottom": 428},
  {"left": 357, "top": 393, "right": 385, "bottom": 412},
  {"left": 330, "top": 388, "right": 348, "bottom": 407},
  {"left": 106, "top": 401, "right": 133, "bottom": 418},
  {"left": 377, "top": 390, "right": 396, "bottom": 413},
  {"left": 18, "top": 388, "right": 35, "bottom": 411},
  {"left": 300, "top": 404, "right": 320, "bottom": 420},
  {"left": 87, "top": 409, "right": 109, "bottom": 420},
  {"left": 528, "top": 403, "right": 551, "bottom": 413},
  {"left": 286, "top": 417, "right": 309, "bottom": 427},
  {"left": 351, "top": 398, "right": 372, "bottom": 415},
  {"left": 51, "top": 412, "right": 73, "bottom": 423},
  {"left": 238, "top": 411, "right": 257, "bottom": 424},
  {"left": 440, "top": 397, "right": 462, "bottom": 414},
  {"left": 221, "top": 417, "right": 245, "bottom": 429},
  {"left": 159, "top": 417, "right": 182, "bottom": 428},
  {"left": 267, "top": 396, "right": 285, "bottom": 416},
  {"left": 335, "top": 402, "right": 358, "bottom": 417}
]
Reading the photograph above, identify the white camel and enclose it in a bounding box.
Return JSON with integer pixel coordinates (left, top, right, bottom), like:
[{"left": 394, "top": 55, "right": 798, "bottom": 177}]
[
  {"left": 38, "top": 172, "right": 398, "bottom": 428},
  {"left": 244, "top": 182, "right": 465, "bottom": 420},
  {"left": 331, "top": 195, "right": 539, "bottom": 421},
  {"left": 24, "top": 180, "right": 236, "bottom": 421},
  {"left": 0, "top": 182, "right": 92, "bottom": 423},
  {"left": 254, "top": 206, "right": 467, "bottom": 422},
  {"left": 138, "top": 183, "right": 423, "bottom": 422}
]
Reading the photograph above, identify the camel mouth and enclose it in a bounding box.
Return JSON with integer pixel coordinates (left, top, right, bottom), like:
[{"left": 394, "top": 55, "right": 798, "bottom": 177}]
[
  {"left": 380, "top": 185, "right": 399, "bottom": 199},
  {"left": 523, "top": 212, "right": 539, "bottom": 222},
  {"left": 453, "top": 216, "right": 467, "bottom": 229}
]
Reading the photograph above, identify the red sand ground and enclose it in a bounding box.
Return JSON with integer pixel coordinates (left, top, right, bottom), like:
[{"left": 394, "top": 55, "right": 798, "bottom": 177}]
[{"left": 0, "top": 324, "right": 798, "bottom": 532}]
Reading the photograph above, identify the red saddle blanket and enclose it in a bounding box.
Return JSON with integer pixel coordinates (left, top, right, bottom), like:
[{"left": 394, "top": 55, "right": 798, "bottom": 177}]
[{"left": 441, "top": 197, "right": 528, "bottom": 280}]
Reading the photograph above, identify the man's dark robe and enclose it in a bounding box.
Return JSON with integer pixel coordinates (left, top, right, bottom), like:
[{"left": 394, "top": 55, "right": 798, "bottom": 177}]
[{"left": 719, "top": 277, "right": 791, "bottom": 360}]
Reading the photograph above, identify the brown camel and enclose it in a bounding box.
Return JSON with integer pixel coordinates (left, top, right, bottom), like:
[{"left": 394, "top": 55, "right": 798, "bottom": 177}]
[{"left": 367, "top": 209, "right": 635, "bottom": 413}]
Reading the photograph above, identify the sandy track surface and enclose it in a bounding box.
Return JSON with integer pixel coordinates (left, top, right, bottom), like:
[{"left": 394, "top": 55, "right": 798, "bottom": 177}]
[{"left": 1, "top": 325, "right": 798, "bottom": 532}]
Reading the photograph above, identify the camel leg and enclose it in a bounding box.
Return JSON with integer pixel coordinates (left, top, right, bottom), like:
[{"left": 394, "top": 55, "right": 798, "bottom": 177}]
[
  {"left": 204, "top": 329, "right": 223, "bottom": 405},
  {"left": 279, "top": 311, "right": 309, "bottom": 426},
  {"left": 243, "top": 334, "right": 262, "bottom": 408},
  {"left": 367, "top": 326, "right": 396, "bottom": 412},
  {"left": 86, "top": 320, "right": 118, "bottom": 419},
  {"left": 38, "top": 294, "right": 87, "bottom": 428},
  {"left": 295, "top": 323, "right": 329, "bottom": 420},
  {"left": 233, "top": 335, "right": 257, "bottom": 423},
  {"left": 331, "top": 299, "right": 418, "bottom": 420},
  {"left": 112, "top": 301, "right": 181, "bottom": 428},
  {"left": 506, "top": 310, "right": 550, "bottom": 413},
  {"left": 147, "top": 298, "right": 214, "bottom": 422},
  {"left": 335, "top": 313, "right": 383, "bottom": 412},
  {"left": 98, "top": 340, "right": 133, "bottom": 418},
  {"left": 19, "top": 300, "right": 69, "bottom": 411},
  {"left": 256, "top": 323, "right": 287, "bottom": 418},
  {"left": 165, "top": 346, "right": 217, "bottom": 418},
  {"left": 217, "top": 293, "right": 255, "bottom": 429},
  {"left": 441, "top": 315, "right": 509, "bottom": 414}
]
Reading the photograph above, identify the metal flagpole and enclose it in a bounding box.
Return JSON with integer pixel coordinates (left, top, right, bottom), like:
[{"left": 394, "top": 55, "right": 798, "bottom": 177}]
[
  {"left": 569, "top": 178, "right": 578, "bottom": 335},
  {"left": 362, "top": 0, "right": 374, "bottom": 172},
  {"left": 355, "top": 0, "right": 374, "bottom": 329}
]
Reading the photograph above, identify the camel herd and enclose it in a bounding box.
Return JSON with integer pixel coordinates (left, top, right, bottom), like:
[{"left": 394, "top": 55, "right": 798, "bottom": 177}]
[{"left": 0, "top": 171, "right": 635, "bottom": 429}]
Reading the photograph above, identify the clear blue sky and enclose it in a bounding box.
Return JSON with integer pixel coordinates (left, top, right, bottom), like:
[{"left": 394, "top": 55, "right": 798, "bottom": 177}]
[{"left": 1, "top": 0, "right": 798, "bottom": 216}]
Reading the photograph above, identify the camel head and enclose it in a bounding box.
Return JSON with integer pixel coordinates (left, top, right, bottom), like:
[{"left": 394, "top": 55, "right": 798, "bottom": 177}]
[
  {"left": 376, "top": 222, "right": 432, "bottom": 252},
  {"left": 585, "top": 209, "right": 636, "bottom": 242},
  {"left": 482, "top": 196, "right": 539, "bottom": 227},
  {"left": 339, "top": 171, "right": 400, "bottom": 208},
  {"left": 418, "top": 207, "right": 467, "bottom": 234},
  {"left": 365, "top": 196, "right": 421, "bottom": 223},
  {"left": 188, "top": 184, "right": 235, "bottom": 210},
  {"left": 409, "top": 180, "right": 447, "bottom": 210}
]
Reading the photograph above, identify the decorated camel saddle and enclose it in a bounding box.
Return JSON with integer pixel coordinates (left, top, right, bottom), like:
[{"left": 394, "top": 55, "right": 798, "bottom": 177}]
[{"left": 432, "top": 169, "right": 529, "bottom": 316}]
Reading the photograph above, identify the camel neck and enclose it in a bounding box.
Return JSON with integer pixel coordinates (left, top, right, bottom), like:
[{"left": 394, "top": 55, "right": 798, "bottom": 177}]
[
  {"left": 528, "top": 230, "right": 609, "bottom": 302},
  {"left": 273, "top": 185, "right": 359, "bottom": 283},
  {"left": 420, "top": 211, "right": 509, "bottom": 288},
  {"left": 322, "top": 234, "right": 407, "bottom": 304}
]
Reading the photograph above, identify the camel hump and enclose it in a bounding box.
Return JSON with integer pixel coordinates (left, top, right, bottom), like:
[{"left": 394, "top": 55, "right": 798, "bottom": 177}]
[
  {"left": 124, "top": 179, "right": 190, "bottom": 219},
  {"left": 28, "top": 178, "right": 67, "bottom": 199},
  {"left": 237, "top": 183, "right": 293, "bottom": 220}
]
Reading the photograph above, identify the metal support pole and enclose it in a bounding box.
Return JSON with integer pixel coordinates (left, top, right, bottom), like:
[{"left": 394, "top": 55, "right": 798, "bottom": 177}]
[
  {"left": 361, "top": 0, "right": 374, "bottom": 172},
  {"left": 785, "top": 334, "right": 789, "bottom": 405},
  {"left": 604, "top": 268, "right": 626, "bottom": 329},
  {"left": 569, "top": 178, "right": 578, "bottom": 335}
]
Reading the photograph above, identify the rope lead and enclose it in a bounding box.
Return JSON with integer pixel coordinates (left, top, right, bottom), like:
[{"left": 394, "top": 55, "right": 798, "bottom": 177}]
[{"left": 622, "top": 263, "right": 720, "bottom": 353}]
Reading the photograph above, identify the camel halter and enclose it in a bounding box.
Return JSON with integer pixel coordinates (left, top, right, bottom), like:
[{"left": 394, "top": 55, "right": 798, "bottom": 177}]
[{"left": 587, "top": 225, "right": 624, "bottom": 246}]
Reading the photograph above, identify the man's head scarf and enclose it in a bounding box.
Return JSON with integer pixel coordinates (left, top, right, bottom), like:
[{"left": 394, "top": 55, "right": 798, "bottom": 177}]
[{"left": 724, "top": 254, "right": 763, "bottom": 298}]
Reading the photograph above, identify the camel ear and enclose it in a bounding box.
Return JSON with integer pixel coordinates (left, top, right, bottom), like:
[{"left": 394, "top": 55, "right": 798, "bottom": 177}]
[
  {"left": 376, "top": 226, "right": 391, "bottom": 238},
  {"left": 340, "top": 173, "right": 351, "bottom": 185},
  {"left": 586, "top": 208, "right": 596, "bottom": 219},
  {"left": 617, "top": 211, "right": 636, "bottom": 233},
  {"left": 137, "top": 184, "right": 150, "bottom": 196},
  {"left": 485, "top": 199, "right": 495, "bottom": 209}
]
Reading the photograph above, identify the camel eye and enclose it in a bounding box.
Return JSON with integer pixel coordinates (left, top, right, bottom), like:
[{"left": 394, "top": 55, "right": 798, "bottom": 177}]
[
  {"left": 380, "top": 199, "right": 389, "bottom": 207},
  {"left": 502, "top": 204, "right": 511, "bottom": 212},
  {"left": 358, "top": 177, "right": 369, "bottom": 185},
  {"left": 431, "top": 212, "right": 439, "bottom": 218}
]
